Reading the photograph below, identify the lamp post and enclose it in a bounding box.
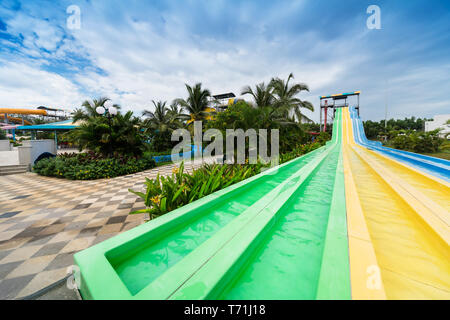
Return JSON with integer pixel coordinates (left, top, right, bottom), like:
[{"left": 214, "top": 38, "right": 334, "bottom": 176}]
[{"left": 96, "top": 100, "right": 118, "bottom": 156}]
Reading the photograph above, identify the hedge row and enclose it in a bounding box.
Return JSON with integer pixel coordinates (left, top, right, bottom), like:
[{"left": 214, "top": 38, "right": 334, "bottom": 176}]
[{"left": 33, "top": 152, "right": 156, "bottom": 180}]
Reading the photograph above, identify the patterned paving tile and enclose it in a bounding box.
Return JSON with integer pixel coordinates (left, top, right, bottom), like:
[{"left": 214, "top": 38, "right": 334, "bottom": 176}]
[
  {"left": 78, "top": 226, "right": 102, "bottom": 238},
  {"left": 22, "top": 234, "right": 55, "bottom": 247},
  {"left": 0, "top": 261, "right": 23, "bottom": 279},
  {"left": 44, "top": 252, "right": 76, "bottom": 271},
  {"left": 17, "top": 267, "right": 68, "bottom": 299},
  {"left": 0, "top": 246, "right": 42, "bottom": 264},
  {"left": 0, "top": 274, "right": 36, "bottom": 300},
  {"left": 0, "top": 229, "right": 24, "bottom": 242},
  {"left": 106, "top": 216, "right": 127, "bottom": 224},
  {"left": 5, "top": 255, "right": 57, "bottom": 279},
  {"left": 0, "top": 211, "right": 22, "bottom": 219},
  {"left": 32, "top": 242, "right": 68, "bottom": 258},
  {"left": 0, "top": 160, "right": 206, "bottom": 299}
]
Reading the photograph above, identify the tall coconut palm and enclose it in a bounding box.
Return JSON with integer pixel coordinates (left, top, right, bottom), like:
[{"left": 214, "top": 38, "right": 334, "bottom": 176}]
[
  {"left": 174, "top": 83, "right": 213, "bottom": 122},
  {"left": 241, "top": 82, "right": 274, "bottom": 108},
  {"left": 73, "top": 97, "right": 120, "bottom": 123},
  {"left": 269, "top": 73, "right": 314, "bottom": 123}
]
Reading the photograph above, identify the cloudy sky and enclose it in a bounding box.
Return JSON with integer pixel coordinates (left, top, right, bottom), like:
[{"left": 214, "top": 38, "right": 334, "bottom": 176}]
[{"left": 0, "top": 0, "right": 449, "bottom": 122}]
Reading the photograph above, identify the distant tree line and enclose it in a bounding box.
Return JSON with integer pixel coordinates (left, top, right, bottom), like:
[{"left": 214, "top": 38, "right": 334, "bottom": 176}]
[{"left": 363, "top": 117, "right": 431, "bottom": 140}]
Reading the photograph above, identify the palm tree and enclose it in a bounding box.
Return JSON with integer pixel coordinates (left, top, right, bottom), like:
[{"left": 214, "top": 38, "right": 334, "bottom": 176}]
[
  {"left": 241, "top": 82, "right": 274, "bottom": 108},
  {"left": 269, "top": 73, "right": 314, "bottom": 123},
  {"left": 109, "top": 111, "right": 147, "bottom": 156},
  {"left": 174, "top": 83, "right": 214, "bottom": 122},
  {"left": 168, "top": 101, "right": 182, "bottom": 117},
  {"left": 167, "top": 102, "right": 184, "bottom": 128},
  {"left": 142, "top": 100, "right": 178, "bottom": 133},
  {"left": 73, "top": 97, "right": 120, "bottom": 123},
  {"left": 70, "top": 110, "right": 147, "bottom": 157}
]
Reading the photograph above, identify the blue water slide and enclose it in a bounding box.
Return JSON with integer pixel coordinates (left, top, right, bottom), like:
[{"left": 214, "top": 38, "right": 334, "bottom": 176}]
[
  {"left": 152, "top": 145, "right": 202, "bottom": 163},
  {"left": 349, "top": 106, "right": 450, "bottom": 182}
]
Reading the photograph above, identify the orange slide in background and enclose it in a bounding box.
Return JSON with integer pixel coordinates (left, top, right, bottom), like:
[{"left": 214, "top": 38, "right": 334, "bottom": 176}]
[{"left": 0, "top": 108, "right": 47, "bottom": 126}]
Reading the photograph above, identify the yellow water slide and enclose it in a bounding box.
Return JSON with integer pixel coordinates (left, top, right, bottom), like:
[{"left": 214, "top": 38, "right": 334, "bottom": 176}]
[
  {"left": 342, "top": 107, "right": 450, "bottom": 299},
  {"left": 0, "top": 115, "right": 32, "bottom": 125},
  {"left": 0, "top": 108, "right": 47, "bottom": 125}
]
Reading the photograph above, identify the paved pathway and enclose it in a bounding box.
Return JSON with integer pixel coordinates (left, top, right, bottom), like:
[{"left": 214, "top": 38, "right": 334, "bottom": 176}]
[{"left": 0, "top": 160, "right": 204, "bottom": 299}]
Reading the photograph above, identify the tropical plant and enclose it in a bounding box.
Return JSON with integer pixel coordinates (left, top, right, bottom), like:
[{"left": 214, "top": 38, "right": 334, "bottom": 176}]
[
  {"left": 206, "top": 100, "right": 310, "bottom": 154},
  {"left": 141, "top": 100, "right": 183, "bottom": 152},
  {"left": 174, "top": 83, "right": 214, "bottom": 122},
  {"left": 241, "top": 82, "right": 274, "bottom": 108},
  {"left": 129, "top": 162, "right": 263, "bottom": 219},
  {"left": 269, "top": 73, "right": 314, "bottom": 123},
  {"left": 279, "top": 141, "right": 324, "bottom": 164},
  {"left": 316, "top": 131, "right": 331, "bottom": 145},
  {"left": 387, "top": 129, "right": 444, "bottom": 153},
  {"left": 207, "top": 101, "right": 270, "bottom": 130},
  {"left": 142, "top": 100, "right": 179, "bottom": 133},
  {"left": 167, "top": 101, "right": 183, "bottom": 118},
  {"left": 363, "top": 117, "right": 430, "bottom": 140},
  {"left": 69, "top": 109, "right": 148, "bottom": 157}
]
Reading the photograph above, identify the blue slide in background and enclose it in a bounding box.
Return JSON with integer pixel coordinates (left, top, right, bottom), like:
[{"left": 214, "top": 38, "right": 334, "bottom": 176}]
[{"left": 349, "top": 106, "right": 450, "bottom": 182}]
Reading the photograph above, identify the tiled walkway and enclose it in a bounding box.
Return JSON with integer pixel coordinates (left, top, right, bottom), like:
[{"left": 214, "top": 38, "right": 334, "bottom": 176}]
[{"left": 0, "top": 161, "right": 204, "bottom": 299}]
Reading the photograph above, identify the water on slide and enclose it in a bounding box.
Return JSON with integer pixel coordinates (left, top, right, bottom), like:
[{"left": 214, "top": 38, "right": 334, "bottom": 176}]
[{"left": 217, "top": 142, "right": 343, "bottom": 299}]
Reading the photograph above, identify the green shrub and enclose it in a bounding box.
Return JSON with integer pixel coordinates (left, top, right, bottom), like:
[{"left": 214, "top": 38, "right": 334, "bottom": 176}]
[
  {"left": 316, "top": 132, "right": 331, "bottom": 145},
  {"left": 363, "top": 117, "right": 429, "bottom": 140},
  {"left": 143, "top": 150, "right": 174, "bottom": 157},
  {"left": 9, "top": 140, "right": 22, "bottom": 147},
  {"left": 129, "top": 162, "right": 264, "bottom": 219},
  {"left": 33, "top": 152, "right": 156, "bottom": 180},
  {"left": 279, "top": 141, "right": 323, "bottom": 164},
  {"left": 388, "top": 129, "right": 443, "bottom": 153}
]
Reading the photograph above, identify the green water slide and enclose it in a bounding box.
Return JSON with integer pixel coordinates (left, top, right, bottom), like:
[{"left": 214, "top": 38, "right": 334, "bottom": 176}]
[{"left": 74, "top": 109, "right": 350, "bottom": 300}]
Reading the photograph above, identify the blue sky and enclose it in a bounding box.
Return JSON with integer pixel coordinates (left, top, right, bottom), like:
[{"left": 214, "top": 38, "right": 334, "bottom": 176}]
[{"left": 0, "top": 0, "right": 449, "bottom": 122}]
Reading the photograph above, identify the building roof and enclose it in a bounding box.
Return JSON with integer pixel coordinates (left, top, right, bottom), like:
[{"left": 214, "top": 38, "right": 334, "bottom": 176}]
[
  {"left": 213, "top": 93, "right": 236, "bottom": 100},
  {"left": 16, "top": 119, "right": 79, "bottom": 130},
  {"left": 320, "top": 91, "right": 361, "bottom": 99}
]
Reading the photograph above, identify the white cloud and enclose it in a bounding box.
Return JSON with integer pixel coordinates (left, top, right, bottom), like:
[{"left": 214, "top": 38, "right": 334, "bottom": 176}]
[
  {"left": 61, "top": 5, "right": 362, "bottom": 121},
  {"left": 0, "top": 61, "right": 85, "bottom": 109},
  {"left": 1, "top": 1, "right": 448, "bottom": 124}
]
